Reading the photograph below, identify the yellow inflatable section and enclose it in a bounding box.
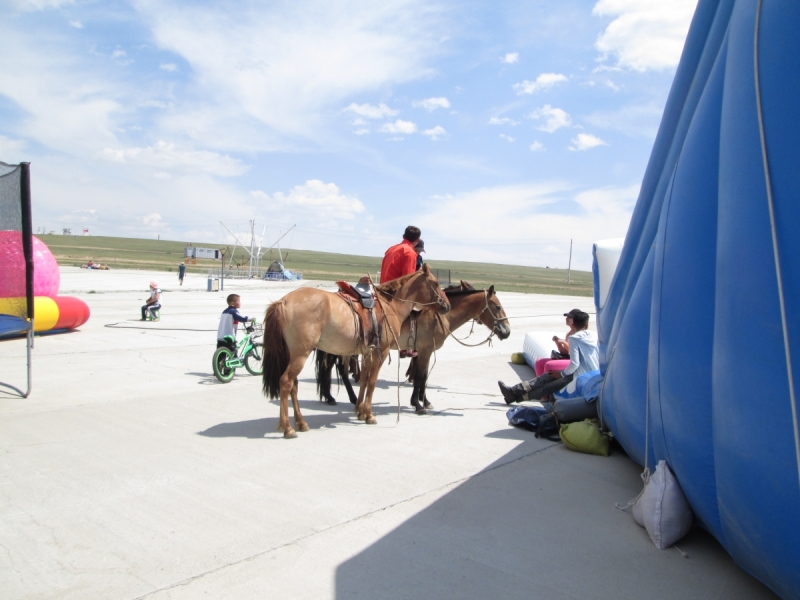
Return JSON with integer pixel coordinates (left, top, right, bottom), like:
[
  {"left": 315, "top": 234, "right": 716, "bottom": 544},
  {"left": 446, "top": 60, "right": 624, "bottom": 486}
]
[{"left": 0, "top": 297, "right": 58, "bottom": 332}]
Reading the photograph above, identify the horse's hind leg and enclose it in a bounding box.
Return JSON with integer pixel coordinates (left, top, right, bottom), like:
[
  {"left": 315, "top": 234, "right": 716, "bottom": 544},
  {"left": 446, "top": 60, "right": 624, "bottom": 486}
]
[
  {"left": 278, "top": 356, "right": 309, "bottom": 439},
  {"left": 362, "top": 352, "right": 386, "bottom": 425},
  {"left": 291, "top": 377, "right": 309, "bottom": 432}
]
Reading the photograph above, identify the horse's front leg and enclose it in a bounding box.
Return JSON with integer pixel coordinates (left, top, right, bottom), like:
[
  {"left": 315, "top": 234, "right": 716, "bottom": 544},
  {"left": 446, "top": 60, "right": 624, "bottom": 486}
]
[
  {"left": 414, "top": 349, "right": 433, "bottom": 412},
  {"left": 354, "top": 353, "right": 371, "bottom": 421},
  {"left": 362, "top": 351, "right": 387, "bottom": 425}
]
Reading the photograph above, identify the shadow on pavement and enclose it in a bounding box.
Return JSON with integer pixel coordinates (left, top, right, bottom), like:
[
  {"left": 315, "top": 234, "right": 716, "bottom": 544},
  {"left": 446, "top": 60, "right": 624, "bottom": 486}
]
[{"left": 334, "top": 430, "right": 777, "bottom": 600}]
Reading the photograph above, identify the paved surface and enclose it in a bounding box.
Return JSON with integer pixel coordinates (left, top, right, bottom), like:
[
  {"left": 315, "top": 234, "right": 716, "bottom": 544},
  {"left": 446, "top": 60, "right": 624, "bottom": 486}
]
[{"left": 0, "top": 268, "right": 777, "bottom": 599}]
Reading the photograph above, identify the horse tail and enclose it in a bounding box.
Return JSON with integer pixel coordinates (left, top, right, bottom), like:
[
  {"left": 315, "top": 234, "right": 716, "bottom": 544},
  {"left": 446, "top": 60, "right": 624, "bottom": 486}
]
[
  {"left": 405, "top": 356, "right": 417, "bottom": 383},
  {"left": 315, "top": 349, "right": 334, "bottom": 401},
  {"left": 262, "top": 301, "right": 289, "bottom": 399}
]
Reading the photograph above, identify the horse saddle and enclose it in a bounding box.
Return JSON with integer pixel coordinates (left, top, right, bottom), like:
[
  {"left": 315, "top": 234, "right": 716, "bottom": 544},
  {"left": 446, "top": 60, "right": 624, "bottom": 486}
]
[
  {"left": 336, "top": 278, "right": 375, "bottom": 309},
  {"left": 336, "top": 278, "right": 381, "bottom": 349}
]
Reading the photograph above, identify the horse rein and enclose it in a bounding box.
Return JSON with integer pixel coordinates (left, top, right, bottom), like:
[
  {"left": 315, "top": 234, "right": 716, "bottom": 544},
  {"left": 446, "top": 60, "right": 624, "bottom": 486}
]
[{"left": 436, "top": 290, "right": 506, "bottom": 348}]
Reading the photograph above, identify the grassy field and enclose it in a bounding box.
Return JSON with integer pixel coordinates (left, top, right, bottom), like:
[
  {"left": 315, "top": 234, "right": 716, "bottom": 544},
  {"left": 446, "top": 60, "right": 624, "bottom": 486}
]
[{"left": 39, "top": 234, "right": 593, "bottom": 296}]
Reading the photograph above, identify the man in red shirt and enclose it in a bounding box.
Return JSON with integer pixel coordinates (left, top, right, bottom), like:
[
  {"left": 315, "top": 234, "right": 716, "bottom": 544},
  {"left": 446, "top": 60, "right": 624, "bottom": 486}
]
[{"left": 380, "top": 226, "right": 421, "bottom": 284}]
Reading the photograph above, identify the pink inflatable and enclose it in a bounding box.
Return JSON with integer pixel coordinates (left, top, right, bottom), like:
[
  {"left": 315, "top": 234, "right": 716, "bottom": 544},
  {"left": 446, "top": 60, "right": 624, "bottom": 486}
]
[{"left": 0, "top": 232, "right": 60, "bottom": 298}]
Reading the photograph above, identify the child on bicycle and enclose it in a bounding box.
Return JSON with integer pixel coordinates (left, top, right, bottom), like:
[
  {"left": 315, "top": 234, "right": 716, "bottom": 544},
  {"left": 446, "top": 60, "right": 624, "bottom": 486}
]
[{"left": 217, "top": 294, "right": 254, "bottom": 351}]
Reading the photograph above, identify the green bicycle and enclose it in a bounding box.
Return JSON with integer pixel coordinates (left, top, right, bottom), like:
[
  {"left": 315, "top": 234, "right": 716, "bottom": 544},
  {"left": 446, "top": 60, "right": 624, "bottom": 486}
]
[{"left": 212, "top": 321, "right": 264, "bottom": 383}]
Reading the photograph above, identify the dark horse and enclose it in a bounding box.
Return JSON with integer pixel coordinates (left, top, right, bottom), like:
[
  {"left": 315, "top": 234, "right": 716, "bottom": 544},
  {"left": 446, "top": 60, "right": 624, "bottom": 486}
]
[{"left": 315, "top": 281, "right": 510, "bottom": 413}]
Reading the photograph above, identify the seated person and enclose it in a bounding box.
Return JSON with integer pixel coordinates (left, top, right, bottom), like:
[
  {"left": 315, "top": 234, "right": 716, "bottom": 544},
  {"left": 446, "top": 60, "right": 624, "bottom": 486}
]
[
  {"left": 499, "top": 311, "right": 598, "bottom": 404},
  {"left": 552, "top": 308, "right": 581, "bottom": 358},
  {"left": 140, "top": 281, "right": 161, "bottom": 321},
  {"left": 217, "top": 293, "right": 252, "bottom": 351}
]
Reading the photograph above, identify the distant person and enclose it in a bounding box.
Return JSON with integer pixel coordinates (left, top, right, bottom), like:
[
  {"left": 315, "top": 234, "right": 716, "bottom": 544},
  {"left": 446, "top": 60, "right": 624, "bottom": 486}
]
[
  {"left": 178, "top": 262, "right": 186, "bottom": 286},
  {"left": 380, "top": 226, "right": 421, "bottom": 284},
  {"left": 498, "top": 311, "right": 598, "bottom": 403},
  {"left": 141, "top": 281, "right": 162, "bottom": 321},
  {"left": 217, "top": 294, "right": 253, "bottom": 351},
  {"left": 414, "top": 239, "right": 425, "bottom": 271}
]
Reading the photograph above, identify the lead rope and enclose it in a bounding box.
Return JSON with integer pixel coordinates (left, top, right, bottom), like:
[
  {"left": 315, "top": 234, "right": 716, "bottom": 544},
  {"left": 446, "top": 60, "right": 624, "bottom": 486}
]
[
  {"left": 754, "top": 0, "right": 800, "bottom": 489},
  {"left": 369, "top": 275, "right": 403, "bottom": 424}
]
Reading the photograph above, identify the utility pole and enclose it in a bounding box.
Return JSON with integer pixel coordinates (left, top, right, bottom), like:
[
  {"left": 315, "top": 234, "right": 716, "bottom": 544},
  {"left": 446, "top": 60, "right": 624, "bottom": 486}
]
[{"left": 567, "top": 239, "right": 573, "bottom": 284}]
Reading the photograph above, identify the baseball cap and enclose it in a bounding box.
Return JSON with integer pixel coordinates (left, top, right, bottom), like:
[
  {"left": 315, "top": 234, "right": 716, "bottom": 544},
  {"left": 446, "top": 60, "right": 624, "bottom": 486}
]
[
  {"left": 415, "top": 239, "right": 426, "bottom": 252},
  {"left": 563, "top": 308, "right": 582, "bottom": 318}
]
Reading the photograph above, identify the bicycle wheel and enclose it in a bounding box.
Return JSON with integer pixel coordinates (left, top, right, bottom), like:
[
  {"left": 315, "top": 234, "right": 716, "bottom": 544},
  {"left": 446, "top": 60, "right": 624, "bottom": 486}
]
[
  {"left": 212, "top": 347, "right": 236, "bottom": 383},
  {"left": 244, "top": 344, "right": 263, "bottom": 376}
]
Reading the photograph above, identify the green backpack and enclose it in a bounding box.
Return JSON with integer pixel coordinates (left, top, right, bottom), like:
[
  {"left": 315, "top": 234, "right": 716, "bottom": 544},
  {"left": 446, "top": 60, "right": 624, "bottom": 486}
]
[{"left": 559, "top": 418, "right": 611, "bottom": 457}]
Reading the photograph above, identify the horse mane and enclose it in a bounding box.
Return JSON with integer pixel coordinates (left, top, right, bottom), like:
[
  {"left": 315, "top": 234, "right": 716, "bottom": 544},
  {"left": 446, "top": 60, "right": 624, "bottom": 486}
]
[{"left": 442, "top": 281, "right": 484, "bottom": 297}]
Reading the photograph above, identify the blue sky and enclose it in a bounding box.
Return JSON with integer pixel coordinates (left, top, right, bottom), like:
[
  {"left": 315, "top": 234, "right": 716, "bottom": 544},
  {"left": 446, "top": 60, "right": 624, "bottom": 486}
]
[{"left": 0, "top": 0, "right": 697, "bottom": 270}]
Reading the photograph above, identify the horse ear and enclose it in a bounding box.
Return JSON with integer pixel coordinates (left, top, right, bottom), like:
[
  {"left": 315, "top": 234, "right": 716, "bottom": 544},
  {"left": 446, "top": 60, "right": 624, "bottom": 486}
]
[
  {"left": 421, "top": 262, "right": 430, "bottom": 273},
  {"left": 488, "top": 285, "right": 495, "bottom": 297}
]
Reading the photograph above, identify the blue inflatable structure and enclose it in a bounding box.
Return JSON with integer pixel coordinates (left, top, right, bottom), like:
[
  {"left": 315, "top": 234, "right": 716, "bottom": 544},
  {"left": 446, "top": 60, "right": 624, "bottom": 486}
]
[{"left": 594, "top": 1, "right": 800, "bottom": 597}]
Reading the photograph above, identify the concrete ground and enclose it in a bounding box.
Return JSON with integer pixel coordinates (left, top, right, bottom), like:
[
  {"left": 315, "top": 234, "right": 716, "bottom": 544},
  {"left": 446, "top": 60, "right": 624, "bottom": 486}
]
[{"left": 0, "top": 267, "right": 777, "bottom": 599}]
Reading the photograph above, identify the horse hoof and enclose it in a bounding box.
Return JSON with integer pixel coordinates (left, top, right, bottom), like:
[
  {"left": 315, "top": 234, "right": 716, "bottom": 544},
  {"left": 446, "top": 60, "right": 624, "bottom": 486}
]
[
  {"left": 366, "top": 416, "right": 377, "bottom": 425},
  {"left": 284, "top": 429, "right": 298, "bottom": 439},
  {"left": 423, "top": 402, "right": 433, "bottom": 410},
  {"left": 297, "top": 423, "right": 310, "bottom": 432},
  {"left": 325, "top": 398, "right": 337, "bottom": 406},
  {"left": 415, "top": 408, "right": 427, "bottom": 415}
]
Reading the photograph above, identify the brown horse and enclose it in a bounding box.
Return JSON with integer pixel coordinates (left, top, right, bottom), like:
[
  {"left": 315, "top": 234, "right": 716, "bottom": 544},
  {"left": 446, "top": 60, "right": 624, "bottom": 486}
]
[
  {"left": 315, "top": 281, "right": 511, "bottom": 412},
  {"left": 402, "top": 281, "right": 510, "bottom": 412},
  {"left": 261, "top": 264, "right": 450, "bottom": 438}
]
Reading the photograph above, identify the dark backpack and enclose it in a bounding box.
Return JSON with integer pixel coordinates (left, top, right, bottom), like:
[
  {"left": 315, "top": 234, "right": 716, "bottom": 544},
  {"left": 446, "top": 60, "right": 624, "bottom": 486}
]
[{"left": 506, "top": 406, "right": 561, "bottom": 442}]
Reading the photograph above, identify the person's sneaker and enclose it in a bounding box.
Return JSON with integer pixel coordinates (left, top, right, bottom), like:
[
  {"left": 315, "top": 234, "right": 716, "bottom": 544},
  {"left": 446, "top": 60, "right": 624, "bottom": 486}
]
[{"left": 498, "top": 381, "right": 520, "bottom": 405}]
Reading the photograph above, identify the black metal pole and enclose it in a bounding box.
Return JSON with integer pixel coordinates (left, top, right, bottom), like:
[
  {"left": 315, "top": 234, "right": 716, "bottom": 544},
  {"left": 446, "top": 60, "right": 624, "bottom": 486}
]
[{"left": 20, "top": 163, "right": 34, "bottom": 321}]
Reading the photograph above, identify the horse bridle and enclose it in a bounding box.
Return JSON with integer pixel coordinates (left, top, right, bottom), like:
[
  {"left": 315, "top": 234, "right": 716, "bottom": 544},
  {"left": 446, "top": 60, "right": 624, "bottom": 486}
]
[{"left": 476, "top": 290, "right": 509, "bottom": 333}]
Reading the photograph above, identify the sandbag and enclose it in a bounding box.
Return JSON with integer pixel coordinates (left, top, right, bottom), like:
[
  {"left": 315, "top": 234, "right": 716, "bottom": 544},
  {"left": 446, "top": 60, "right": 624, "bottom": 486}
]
[
  {"left": 559, "top": 419, "right": 610, "bottom": 456},
  {"left": 631, "top": 460, "right": 693, "bottom": 550}
]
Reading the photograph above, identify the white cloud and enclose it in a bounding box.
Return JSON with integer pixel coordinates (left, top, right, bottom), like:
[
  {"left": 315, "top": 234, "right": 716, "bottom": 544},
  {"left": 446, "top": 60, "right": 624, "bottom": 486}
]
[
  {"left": 251, "top": 180, "right": 365, "bottom": 218},
  {"left": 513, "top": 73, "right": 568, "bottom": 95},
  {"left": 488, "top": 117, "right": 519, "bottom": 126},
  {"left": 413, "top": 97, "right": 450, "bottom": 112},
  {"left": 499, "top": 134, "right": 515, "bottom": 143},
  {"left": 415, "top": 182, "right": 638, "bottom": 270},
  {"left": 422, "top": 125, "right": 446, "bottom": 140},
  {"left": 530, "top": 140, "right": 545, "bottom": 152},
  {"left": 98, "top": 141, "right": 247, "bottom": 176},
  {"left": 160, "top": 63, "right": 178, "bottom": 72},
  {"left": 143, "top": 213, "right": 164, "bottom": 228},
  {"left": 380, "top": 119, "right": 417, "bottom": 134},
  {"left": 593, "top": 0, "right": 698, "bottom": 71},
  {"left": 345, "top": 102, "right": 399, "bottom": 119},
  {"left": 111, "top": 47, "right": 133, "bottom": 66},
  {"left": 528, "top": 105, "right": 572, "bottom": 133},
  {"left": 134, "top": 0, "right": 444, "bottom": 142},
  {"left": 0, "top": 135, "right": 27, "bottom": 161},
  {"left": 502, "top": 52, "right": 519, "bottom": 64},
  {"left": 68, "top": 20, "right": 83, "bottom": 29},
  {"left": 584, "top": 103, "right": 663, "bottom": 137},
  {"left": 569, "top": 133, "right": 608, "bottom": 151},
  {"left": 12, "top": 0, "right": 74, "bottom": 9}
]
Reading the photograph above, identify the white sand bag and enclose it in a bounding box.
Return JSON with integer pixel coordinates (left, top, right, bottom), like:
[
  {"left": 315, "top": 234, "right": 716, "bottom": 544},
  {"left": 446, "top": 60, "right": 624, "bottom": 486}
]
[{"left": 629, "top": 460, "right": 692, "bottom": 549}]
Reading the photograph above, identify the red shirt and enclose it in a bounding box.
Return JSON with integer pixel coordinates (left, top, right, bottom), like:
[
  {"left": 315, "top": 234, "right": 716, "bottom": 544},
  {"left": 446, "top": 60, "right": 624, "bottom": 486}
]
[{"left": 380, "top": 240, "right": 417, "bottom": 283}]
